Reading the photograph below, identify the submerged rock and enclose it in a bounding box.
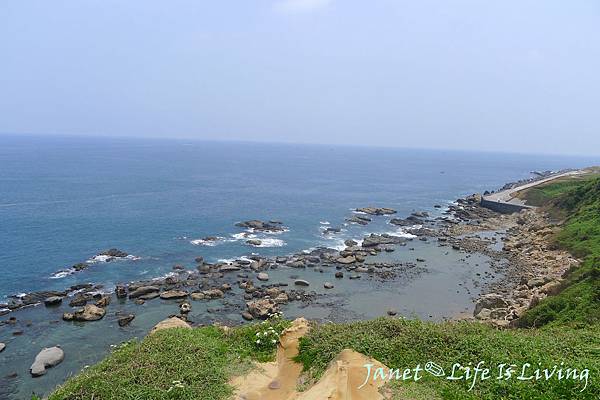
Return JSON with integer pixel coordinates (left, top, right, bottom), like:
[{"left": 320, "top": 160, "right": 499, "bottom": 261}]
[
  {"left": 44, "top": 296, "right": 63, "bottom": 307},
  {"left": 117, "top": 314, "right": 135, "bottom": 327},
  {"left": 241, "top": 311, "right": 254, "bottom": 321},
  {"left": 30, "top": 346, "right": 64, "bottom": 377},
  {"left": 356, "top": 207, "right": 397, "bottom": 215},
  {"left": 71, "top": 304, "right": 106, "bottom": 321},
  {"left": 159, "top": 290, "right": 189, "bottom": 300},
  {"left": 99, "top": 248, "right": 129, "bottom": 258},
  {"left": 128, "top": 286, "right": 160, "bottom": 299},
  {"left": 257, "top": 272, "right": 269, "bottom": 281},
  {"left": 236, "top": 220, "right": 285, "bottom": 232}
]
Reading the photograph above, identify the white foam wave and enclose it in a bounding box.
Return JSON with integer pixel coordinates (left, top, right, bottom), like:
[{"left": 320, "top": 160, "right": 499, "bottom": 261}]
[
  {"left": 246, "top": 238, "right": 286, "bottom": 248},
  {"left": 217, "top": 256, "right": 254, "bottom": 264},
  {"left": 244, "top": 227, "right": 289, "bottom": 235},
  {"left": 191, "top": 238, "right": 220, "bottom": 246},
  {"left": 50, "top": 269, "right": 75, "bottom": 279},
  {"left": 86, "top": 254, "right": 140, "bottom": 263},
  {"left": 319, "top": 221, "right": 330, "bottom": 225},
  {"left": 385, "top": 228, "right": 418, "bottom": 239}
]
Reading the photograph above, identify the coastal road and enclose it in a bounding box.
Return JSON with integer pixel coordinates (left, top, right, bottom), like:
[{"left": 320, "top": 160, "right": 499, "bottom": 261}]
[{"left": 483, "top": 170, "right": 583, "bottom": 206}]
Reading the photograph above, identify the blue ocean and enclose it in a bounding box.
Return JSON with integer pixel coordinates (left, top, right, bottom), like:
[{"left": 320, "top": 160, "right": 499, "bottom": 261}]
[{"left": 0, "top": 134, "right": 597, "bottom": 398}]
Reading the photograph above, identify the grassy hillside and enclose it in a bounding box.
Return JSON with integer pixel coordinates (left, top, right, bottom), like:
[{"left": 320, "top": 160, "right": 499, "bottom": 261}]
[
  {"left": 518, "top": 176, "right": 600, "bottom": 328},
  {"left": 47, "top": 319, "right": 289, "bottom": 400},
  {"left": 296, "top": 318, "right": 599, "bottom": 399},
  {"left": 514, "top": 171, "right": 600, "bottom": 208}
]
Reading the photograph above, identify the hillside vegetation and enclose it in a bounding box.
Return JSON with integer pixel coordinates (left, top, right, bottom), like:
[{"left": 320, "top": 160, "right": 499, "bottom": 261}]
[{"left": 518, "top": 176, "right": 600, "bottom": 328}]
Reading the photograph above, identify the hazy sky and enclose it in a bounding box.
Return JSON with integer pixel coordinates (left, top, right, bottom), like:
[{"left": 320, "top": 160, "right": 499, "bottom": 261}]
[{"left": 1, "top": 0, "right": 599, "bottom": 155}]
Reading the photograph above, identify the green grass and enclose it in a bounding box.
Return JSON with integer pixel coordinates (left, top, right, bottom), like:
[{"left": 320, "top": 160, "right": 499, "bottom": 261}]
[
  {"left": 296, "top": 318, "right": 600, "bottom": 399},
  {"left": 48, "top": 318, "right": 289, "bottom": 400},
  {"left": 518, "top": 177, "right": 600, "bottom": 328},
  {"left": 515, "top": 173, "right": 600, "bottom": 208}
]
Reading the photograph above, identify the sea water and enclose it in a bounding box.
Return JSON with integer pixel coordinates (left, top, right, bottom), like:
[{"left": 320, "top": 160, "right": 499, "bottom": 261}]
[{"left": 0, "top": 134, "right": 596, "bottom": 398}]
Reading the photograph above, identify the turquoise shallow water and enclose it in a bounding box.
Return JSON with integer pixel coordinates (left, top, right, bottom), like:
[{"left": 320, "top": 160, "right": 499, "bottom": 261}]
[{"left": 0, "top": 135, "right": 597, "bottom": 398}]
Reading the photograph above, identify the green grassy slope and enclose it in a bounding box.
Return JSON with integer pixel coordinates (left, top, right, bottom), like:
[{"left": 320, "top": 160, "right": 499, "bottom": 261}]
[
  {"left": 47, "top": 319, "right": 289, "bottom": 400},
  {"left": 518, "top": 177, "right": 600, "bottom": 328},
  {"left": 296, "top": 318, "right": 599, "bottom": 399}
]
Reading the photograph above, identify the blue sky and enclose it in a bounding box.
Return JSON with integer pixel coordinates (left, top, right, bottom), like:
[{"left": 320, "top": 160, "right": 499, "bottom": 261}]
[{"left": 1, "top": 0, "right": 599, "bottom": 155}]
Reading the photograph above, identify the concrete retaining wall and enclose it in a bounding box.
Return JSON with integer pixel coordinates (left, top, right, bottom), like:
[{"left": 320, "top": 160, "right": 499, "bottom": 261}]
[{"left": 480, "top": 198, "right": 531, "bottom": 214}]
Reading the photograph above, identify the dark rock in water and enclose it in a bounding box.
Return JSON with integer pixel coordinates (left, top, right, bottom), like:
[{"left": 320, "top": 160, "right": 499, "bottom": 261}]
[
  {"left": 355, "top": 207, "right": 397, "bottom": 215},
  {"left": 128, "top": 286, "right": 160, "bottom": 299},
  {"left": 30, "top": 346, "right": 64, "bottom": 377},
  {"left": 389, "top": 218, "right": 413, "bottom": 227},
  {"left": 219, "top": 265, "right": 241, "bottom": 272},
  {"left": 117, "top": 314, "right": 135, "bottom": 327},
  {"left": 337, "top": 255, "right": 356, "bottom": 264},
  {"left": 70, "top": 283, "right": 93, "bottom": 291},
  {"left": 246, "top": 239, "right": 262, "bottom": 246},
  {"left": 44, "top": 296, "right": 63, "bottom": 307},
  {"left": 257, "top": 272, "right": 269, "bottom": 281},
  {"left": 95, "top": 296, "right": 111, "bottom": 308},
  {"left": 335, "top": 271, "right": 344, "bottom": 278},
  {"left": 139, "top": 292, "right": 160, "bottom": 300},
  {"left": 287, "top": 260, "right": 305, "bottom": 268},
  {"left": 344, "top": 239, "right": 358, "bottom": 247},
  {"left": 115, "top": 285, "right": 127, "bottom": 298},
  {"left": 10, "top": 291, "right": 67, "bottom": 310},
  {"left": 247, "top": 299, "right": 279, "bottom": 319},
  {"left": 71, "top": 304, "right": 106, "bottom": 321},
  {"left": 195, "top": 256, "right": 204, "bottom": 264},
  {"left": 0, "top": 343, "right": 5, "bottom": 352},
  {"left": 99, "top": 248, "right": 129, "bottom": 258},
  {"left": 241, "top": 311, "right": 254, "bottom": 321},
  {"left": 179, "top": 302, "right": 192, "bottom": 314},
  {"left": 165, "top": 275, "right": 179, "bottom": 285},
  {"left": 159, "top": 290, "right": 189, "bottom": 300},
  {"left": 294, "top": 279, "right": 310, "bottom": 287},
  {"left": 62, "top": 313, "right": 74, "bottom": 321},
  {"left": 322, "top": 227, "right": 341, "bottom": 235},
  {"left": 346, "top": 215, "right": 370, "bottom": 225},
  {"left": 361, "top": 234, "right": 405, "bottom": 248},
  {"left": 324, "top": 282, "right": 334, "bottom": 289},
  {"left": 72, "top": 263, "right": 88, "bottom": 271},
  {"left": 235, "top": 220, "right": 284, "bottom": 232},
  {"left": 349, "top": 274, "right": 360, "bottom": 280},
  {"left": 387, "top": 309, "right": 398, "bottom": 316},
  {"left": 411, "top": 211, "right": 429, "bottom": 218}
]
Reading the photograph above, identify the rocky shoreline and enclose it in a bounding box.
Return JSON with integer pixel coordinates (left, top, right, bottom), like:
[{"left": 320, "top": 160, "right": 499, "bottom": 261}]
[{"left": 0, "top": 183, "right": 580, "bottom": 375}]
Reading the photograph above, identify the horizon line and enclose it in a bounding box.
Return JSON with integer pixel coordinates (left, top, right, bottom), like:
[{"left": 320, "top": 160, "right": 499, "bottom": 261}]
[{"left": 1, "top": 131, "right": 599, "bottom": 160}]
